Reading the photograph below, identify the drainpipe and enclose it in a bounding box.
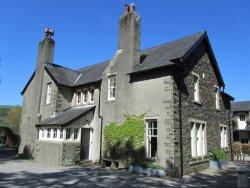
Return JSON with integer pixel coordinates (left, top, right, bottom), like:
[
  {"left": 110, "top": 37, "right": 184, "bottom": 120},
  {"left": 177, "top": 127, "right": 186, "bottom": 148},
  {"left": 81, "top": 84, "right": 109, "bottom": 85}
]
[{"left": 98, "top": 84, "right": 104, "bottom": 163}]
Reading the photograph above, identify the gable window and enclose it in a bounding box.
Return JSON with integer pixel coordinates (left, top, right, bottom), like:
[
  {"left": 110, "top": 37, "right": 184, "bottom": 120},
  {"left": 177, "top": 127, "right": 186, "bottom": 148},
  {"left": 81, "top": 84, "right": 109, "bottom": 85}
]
[
  {"left": 146, "top": 120, "right": 157, "bottom": 158},
  {"left": 76, "top": 91, "right": 82, "bottom": 104},
  {"left": 190, "top": 121, "right": 207, "bottom": 157},
  {"left": 239, "top": 115, "right": 246, "bottom": 121},
  {"left": 53, "top": 128, "right": 57, "bottom": 138},
  {"left": 108, "top": 75, "right": 116, "bottom": 100},
  {"left": 73, "top": 128, "right": 79, "bottom": 140},
  {"left": 45, "top": 82, "right": 52, "bottom": 104},
  {"left": 215, "top": 86, "right": 220, "bottom": 110},
  {"left": 47, "top": 128, "right": 51, "bottom": 138},
  {"left": 220, "top": 125, "right": 228, "bottom": 148},
  {"left": 89, "top": 89, "right": 94, "bottom": 102},
  {"left": 65, "top": 128, "right": 71, "bottom": 140},
  {"left": 83, "top": 91, "right": 88, "bottom": 103},
  {"left": 192, "top": 73, "right": 200, "bottom": 102}
]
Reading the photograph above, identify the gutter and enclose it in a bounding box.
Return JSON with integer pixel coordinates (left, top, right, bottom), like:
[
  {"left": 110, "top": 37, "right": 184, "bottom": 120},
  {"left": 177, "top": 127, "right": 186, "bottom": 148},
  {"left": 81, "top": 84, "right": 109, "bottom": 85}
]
[{"left": 98, "top": 84, "right": 104, "bottom": 163}]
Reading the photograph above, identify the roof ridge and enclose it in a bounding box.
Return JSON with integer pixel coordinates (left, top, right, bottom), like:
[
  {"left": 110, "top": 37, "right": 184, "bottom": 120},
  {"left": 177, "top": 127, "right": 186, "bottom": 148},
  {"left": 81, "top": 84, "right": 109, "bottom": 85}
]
[
  {"left": 45, "top": 63, "right": 81, "bottom": 74},
  {"left": 77, "top": 60, "right": 110, "bottom": 71},
  {"left": 141, "top": 31, "right": 206, "bottom": 53}
]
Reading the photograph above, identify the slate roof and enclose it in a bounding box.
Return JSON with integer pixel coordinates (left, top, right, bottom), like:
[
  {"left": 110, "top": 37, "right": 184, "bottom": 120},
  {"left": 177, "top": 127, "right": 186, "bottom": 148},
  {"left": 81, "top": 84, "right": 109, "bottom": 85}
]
[
  {"left": 132, "top": 32, "right": 205, "bottom": 74},
  {"left": 36, "top": 105, "right": 95, "bottom": 127},
  {"left": 231, "top": 101, "right": 250, "bottom": 112},
  {"left": 22, "top": 31, "right": 225, "bottom": 94}
]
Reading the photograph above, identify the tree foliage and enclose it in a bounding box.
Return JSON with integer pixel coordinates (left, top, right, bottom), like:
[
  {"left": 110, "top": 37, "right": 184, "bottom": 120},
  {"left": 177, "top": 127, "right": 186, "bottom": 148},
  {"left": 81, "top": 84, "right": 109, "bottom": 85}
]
[{"left": 4, "top": 106, "right": 21, "bottom": 134}]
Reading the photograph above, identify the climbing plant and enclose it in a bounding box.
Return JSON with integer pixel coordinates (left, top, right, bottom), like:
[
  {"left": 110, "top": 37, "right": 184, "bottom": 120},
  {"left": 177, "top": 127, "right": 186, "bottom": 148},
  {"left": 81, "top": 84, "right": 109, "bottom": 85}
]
[{"left": 104, "top": 114, "right": 145, "bottom": 165}]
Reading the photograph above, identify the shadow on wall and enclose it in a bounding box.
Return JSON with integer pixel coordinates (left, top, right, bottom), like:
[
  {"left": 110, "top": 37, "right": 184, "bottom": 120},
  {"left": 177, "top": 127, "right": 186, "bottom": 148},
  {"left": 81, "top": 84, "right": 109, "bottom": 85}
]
[{"left": 19, "top": 145, "right": 33, "bottom": 159}]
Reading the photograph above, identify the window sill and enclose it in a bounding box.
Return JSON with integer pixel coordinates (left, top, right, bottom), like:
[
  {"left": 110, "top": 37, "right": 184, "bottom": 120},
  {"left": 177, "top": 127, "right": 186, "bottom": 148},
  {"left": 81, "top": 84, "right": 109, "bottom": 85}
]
[
  {"left": 43, "top": 103, "right": 51, "bottom": 106},
  {"left": 193, "top": 100, "right": 201, "bottom": 105},
  {"left": 106, "top": 99, "right": 116, "bottom": 103}
]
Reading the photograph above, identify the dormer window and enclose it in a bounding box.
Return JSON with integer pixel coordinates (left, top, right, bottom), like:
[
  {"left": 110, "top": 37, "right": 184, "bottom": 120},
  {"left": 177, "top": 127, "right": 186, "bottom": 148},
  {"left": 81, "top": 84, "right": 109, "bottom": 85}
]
[
  {"left": 83, "top": 91, "right": 88, "bottom": 103},
  {"left": 108, "top": 75, "right": 116, "bottom": 100},
  {"left": 89, "top": 89, "right": 94, "bottom": 102},
  {"left": 76, "top": 91, "right": 82, "bottom": 105},
  {"left": 45, "top": 82, "right": 52, "bottom": 104},
  {"left": 192, "top": 73, "right": 200, "bottom": 102},
  {"left": 215, "top": 86, "right": 220, "bottom": 110}
]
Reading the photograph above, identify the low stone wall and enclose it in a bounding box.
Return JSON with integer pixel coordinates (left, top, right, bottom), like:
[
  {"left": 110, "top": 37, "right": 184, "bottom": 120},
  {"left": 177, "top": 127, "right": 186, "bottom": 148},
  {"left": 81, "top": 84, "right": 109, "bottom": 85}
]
[
  {"left": 34, "top": 140, "right": 63, "bottom": 166},
  {"left": 62, "top": 142, "right": 80, "bottom": 166},
  {"left": 188, "top": 159, "right": 210, "bottom": 174}
]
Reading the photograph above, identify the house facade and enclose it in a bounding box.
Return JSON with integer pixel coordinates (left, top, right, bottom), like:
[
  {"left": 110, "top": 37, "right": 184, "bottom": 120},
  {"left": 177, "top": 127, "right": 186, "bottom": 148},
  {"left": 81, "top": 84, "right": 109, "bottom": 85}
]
[
  {"left": 19, "top": 4, "right": 234, "bottom": 177},
  {"left": 231, "top": 101, "right": 250, "bottom": 143}
]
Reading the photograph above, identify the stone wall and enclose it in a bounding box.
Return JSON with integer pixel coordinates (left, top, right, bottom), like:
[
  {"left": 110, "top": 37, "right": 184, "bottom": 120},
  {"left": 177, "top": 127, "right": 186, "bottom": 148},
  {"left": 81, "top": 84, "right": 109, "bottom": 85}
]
[
  {"left": 34, "top": 140, "right": 63, "bottom": 166},
  {"left": 62, "top": 142, "right": 81, "bottom": 165},
  {"left": 173, "top": 41, "right": 231, "bottom": 176}
]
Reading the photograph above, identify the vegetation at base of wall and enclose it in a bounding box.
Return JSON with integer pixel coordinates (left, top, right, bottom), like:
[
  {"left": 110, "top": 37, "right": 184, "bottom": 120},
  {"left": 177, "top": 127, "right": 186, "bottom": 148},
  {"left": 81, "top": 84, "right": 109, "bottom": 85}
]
[
  {"left": 104, "top": 114, "right": 145, "bottom": 165},
  {"left": 141, "top": 162, "right": 165, "bottom": 170},
  {"left": 210, "top": 148, "right": 228, "bottom": 161}
]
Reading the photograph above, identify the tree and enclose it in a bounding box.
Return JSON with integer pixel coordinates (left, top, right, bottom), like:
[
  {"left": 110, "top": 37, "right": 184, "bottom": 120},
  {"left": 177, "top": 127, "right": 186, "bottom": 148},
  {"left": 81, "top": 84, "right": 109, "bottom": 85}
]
[{"left": 5, "top": 106, "right": 21, "bottom": 135}]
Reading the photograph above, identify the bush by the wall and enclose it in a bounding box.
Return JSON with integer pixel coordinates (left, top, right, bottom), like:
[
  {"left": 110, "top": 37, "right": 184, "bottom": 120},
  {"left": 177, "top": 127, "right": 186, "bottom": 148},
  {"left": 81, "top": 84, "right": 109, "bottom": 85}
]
[
  {"left": 210, "top": 148, "right": 228, "bottom": 161},
  {"left": 104, "top": 114, "right": 145, "bottom": 165}
]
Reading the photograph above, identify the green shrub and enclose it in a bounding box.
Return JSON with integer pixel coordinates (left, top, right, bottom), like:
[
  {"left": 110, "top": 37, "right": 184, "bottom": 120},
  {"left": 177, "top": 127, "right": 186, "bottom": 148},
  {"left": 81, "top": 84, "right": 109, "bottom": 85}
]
[
  {"left": 210, "top": 148, "right": 228, "bottom": 161},
  {"left": 104, "top": 114, "right": 145, "bottom": 165},
  {"left": 141, "top": 162, "right": 165, "bottom": 170}
]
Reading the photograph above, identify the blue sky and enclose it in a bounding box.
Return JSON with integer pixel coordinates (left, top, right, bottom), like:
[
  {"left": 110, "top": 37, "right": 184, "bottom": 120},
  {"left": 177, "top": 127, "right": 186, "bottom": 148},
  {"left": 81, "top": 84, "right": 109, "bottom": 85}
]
[{"left": 0, "top": 0, "right": 249, "bottom": 105}]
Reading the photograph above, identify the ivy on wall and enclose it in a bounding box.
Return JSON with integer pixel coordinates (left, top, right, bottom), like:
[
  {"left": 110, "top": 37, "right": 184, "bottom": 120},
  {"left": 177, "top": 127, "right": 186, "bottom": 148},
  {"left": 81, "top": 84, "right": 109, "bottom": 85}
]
[{"left": 104, "top": 114, "right": 145, "bottom": 164}]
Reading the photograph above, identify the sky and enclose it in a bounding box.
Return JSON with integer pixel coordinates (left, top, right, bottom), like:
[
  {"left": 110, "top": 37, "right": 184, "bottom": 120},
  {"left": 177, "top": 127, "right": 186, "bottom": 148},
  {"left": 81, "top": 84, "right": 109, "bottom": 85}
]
[{"left": 0, "top": 0, "right": 249, "bottom": 105}]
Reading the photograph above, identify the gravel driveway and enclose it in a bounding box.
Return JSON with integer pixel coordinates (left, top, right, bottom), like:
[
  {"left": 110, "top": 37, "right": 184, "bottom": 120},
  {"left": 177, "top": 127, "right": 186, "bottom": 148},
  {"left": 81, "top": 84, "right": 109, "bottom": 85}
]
[{"left": 0, "top": 149, "right": 249, "bottom": 188}]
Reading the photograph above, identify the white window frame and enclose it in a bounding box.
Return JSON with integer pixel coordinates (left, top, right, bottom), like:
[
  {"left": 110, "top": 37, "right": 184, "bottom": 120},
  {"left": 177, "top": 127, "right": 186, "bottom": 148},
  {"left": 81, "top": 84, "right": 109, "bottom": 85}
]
[
  {"left": 89, "top": 89, "right": 94, "bottom": 103},
  {"left": 146, "top": 119, "right": 157, "bottom": 158},
  {"left": 53, "top": 128, "right": 57, "bottom": 139},
  {"left": 220, "top": 124, "right": 228, "bottom": 148},
  {"left": 65, "top": 128, "right": 71, "bottom": 140},
  {"left": 83, "top": 90, "right": 88, "bottom": 104},
  {"left": 76, "top": 90, "right": 82, "bottom": 105},
  {"left": 73, "top": 128, "right": 79, "bottom": 140},
  {"left": 214, "top": 85, "right": 220, "bottom": 110},
  {"left": 190, "top": 119, "right": 207, "bottom": 157},
  {"left": 239, "top": 114, "right": 246, "bottom": 121},
  {"left": 45, "top": 82, "right": 52, "bottom": 104},
  {"left": 108, "top": 75, "right": 116, "bottom": 101},
  {"left": 41, "top": 127, "right": 45, "bottom": 138},
  {"left": 47, "top": 127, "right": 51, "bottom": 139},
  {"left": 192, "top": 72, "right": 200, "bottom": 103}
]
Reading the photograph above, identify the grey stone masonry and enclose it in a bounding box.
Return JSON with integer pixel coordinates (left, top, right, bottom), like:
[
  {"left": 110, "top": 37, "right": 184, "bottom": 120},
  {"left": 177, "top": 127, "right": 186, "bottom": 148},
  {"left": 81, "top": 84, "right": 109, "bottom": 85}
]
[{"left": 172, "top": 41, "right": 232, "bottom": 176}]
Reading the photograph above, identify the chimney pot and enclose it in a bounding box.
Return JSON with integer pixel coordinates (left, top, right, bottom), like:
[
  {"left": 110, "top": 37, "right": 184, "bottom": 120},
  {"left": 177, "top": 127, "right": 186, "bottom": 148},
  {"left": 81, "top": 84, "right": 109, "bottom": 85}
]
[{"left": 45, "top": 27, "right": 54, "bottom": 38}]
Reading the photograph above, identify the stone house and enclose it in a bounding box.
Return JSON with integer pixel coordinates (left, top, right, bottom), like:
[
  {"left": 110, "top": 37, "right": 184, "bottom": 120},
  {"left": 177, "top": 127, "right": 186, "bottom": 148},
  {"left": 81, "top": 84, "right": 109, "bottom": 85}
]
[
  {"left": 19, "top": 4, "right": 234, "bottom": 177},
  {"left": 231, "top": 101, "right": 250, "bottom": 143}
]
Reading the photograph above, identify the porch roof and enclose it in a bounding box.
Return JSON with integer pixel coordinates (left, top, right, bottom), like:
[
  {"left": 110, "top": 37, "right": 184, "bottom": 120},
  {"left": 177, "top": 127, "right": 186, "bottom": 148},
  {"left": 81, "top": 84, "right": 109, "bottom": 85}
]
[{"left": 36, "top": 105, "right": 95, "bottom": 127}]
